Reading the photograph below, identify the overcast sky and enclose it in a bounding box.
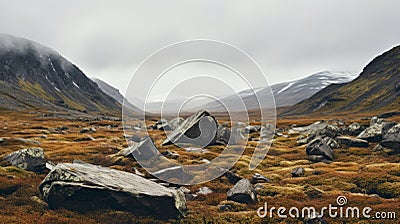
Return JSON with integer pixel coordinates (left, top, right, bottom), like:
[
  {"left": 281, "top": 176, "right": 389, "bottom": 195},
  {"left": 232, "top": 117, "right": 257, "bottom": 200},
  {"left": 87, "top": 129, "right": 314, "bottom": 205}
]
[{"left": 1, "top": 0, "right": 400, "bottom": 102}]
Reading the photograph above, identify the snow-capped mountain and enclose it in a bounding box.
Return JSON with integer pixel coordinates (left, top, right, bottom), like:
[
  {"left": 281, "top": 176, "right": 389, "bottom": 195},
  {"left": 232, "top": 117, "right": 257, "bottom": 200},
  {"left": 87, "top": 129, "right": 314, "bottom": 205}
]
[
  {"left": 192, "top": 71, "right": 358, "bottom": 112},
  {"left": 283, "top": 46, "right": 400, "bottom": 116},
  {"left": 270, "top": 71, "right": 358, "bottom": 107}
]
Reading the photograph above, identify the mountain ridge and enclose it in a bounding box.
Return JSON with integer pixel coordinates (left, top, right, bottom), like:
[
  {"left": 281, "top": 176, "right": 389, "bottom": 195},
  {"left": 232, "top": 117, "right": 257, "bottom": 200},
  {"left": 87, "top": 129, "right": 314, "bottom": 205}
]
[
  {"left": 0, "top": 33, "right": 121, "bottom": 114},
  {"left": 282, "top": 45, "right": 400, "bottom": 116},
  {"left": 190, "top": 71, "right": 357, "bottom": 112}
]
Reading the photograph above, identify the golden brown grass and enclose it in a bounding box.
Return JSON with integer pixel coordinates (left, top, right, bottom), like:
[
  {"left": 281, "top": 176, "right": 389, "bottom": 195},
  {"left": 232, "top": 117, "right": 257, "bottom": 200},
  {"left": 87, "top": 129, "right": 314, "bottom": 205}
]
[{"left": 0, "top": 110, "right": 399, "bottom": 223}]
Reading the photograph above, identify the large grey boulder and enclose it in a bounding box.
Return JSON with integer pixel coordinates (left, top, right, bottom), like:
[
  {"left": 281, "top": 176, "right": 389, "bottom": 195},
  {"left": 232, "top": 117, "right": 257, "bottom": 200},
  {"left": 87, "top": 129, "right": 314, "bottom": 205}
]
[
  {"left": 39, "top": 162, "right": 187, "bottom": 218},
  {"left": 381, "top": 123, "right": 400, "bottom": 151},
  {"left": 306, "top": 138, "right": 334, "bottom": 163},
  {"left": 4, "top": 147, "right": 46, "bottom": 172},
  {"left": 227, "top": 179, "right": 257, "bottom": 204},
  {"left": 358, "top": 122, "right": 396, "bottom": 142},
  {"left": 336, "top": 136, "right": 369, "bottom": 148},
  {"left": 162, "top": 111, "right": 218, "bottom": 147}
]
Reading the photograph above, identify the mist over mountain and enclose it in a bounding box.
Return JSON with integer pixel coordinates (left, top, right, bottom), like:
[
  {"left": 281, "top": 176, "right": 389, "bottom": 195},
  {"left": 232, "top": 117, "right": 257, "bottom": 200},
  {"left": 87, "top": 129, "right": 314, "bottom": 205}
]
[
  {"left": 283, "top": 46, "right": 400, "bottom": 116},
  {"left": 0, "top": 34, "right": 121, "bottom": 114},
  {"left": 190, "top": 71, "right": 357, "bottom": 112},
  {"left": 92, "top": 78, "right": 143, "bottom": 114}
]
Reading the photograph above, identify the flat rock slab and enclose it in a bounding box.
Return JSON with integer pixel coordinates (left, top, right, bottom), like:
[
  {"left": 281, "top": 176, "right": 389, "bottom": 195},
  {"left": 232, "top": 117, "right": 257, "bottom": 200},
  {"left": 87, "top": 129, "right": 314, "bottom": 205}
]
[
  {"left": 39, "top": 162, "right": 187, "bottom": 218},
  {"left": 336, "top": 136, "right": 369, "bottom": 148},
  {"left": 4, "top": 147, "right": 46, "bottom": 172}
]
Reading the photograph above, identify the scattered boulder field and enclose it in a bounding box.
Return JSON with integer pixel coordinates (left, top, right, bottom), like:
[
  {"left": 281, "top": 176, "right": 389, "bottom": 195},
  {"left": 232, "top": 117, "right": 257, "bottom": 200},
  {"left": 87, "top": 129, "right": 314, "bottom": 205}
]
[{"left": 0, "top": 110, "right": 399, "bottom": 223}]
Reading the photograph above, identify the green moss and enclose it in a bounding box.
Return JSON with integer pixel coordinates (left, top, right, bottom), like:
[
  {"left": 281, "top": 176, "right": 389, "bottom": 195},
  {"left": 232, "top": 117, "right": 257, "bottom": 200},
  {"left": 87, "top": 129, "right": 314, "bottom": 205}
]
[
  {"left": 18, "top": 79, "right": 55, "bottom": 101},
  {"left": 58, "top": 94, "right": 86, "bottom": 111}
]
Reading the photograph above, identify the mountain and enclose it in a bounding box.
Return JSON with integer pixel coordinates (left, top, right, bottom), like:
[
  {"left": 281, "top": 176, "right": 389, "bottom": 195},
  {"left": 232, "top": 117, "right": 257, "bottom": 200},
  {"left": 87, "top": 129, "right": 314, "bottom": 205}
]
[
  {"left": 282, "top": 46, "right": 400, "bottom": 116},
  {"left": 0, "top": 33, "right": 121, "bottom": 113},
  {"left": 92, "top": 78, "right": 143, "bottom": 114},
  {"left": 193, "top": 71, "right": 357, "bottom": 112}
]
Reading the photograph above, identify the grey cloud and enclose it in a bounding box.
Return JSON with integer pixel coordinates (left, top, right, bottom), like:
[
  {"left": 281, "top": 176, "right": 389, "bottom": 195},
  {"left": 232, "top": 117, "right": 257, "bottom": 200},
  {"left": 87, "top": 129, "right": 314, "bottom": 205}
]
[{"left": 0, "top": 0, "right": 399, "bottom": 101}]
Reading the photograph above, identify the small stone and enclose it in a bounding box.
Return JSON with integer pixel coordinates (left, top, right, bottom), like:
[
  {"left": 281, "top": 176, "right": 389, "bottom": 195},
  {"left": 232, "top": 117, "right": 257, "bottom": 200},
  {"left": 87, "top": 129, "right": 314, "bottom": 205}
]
[
  {"left": 291, "top": 167, "right": 305, "bottom": 177},
  {"left": 197, "top": 187, "right": 213, "bottom": 195},
  {"left": 251, "top": 173, "right": 270, "bottom": 184}
]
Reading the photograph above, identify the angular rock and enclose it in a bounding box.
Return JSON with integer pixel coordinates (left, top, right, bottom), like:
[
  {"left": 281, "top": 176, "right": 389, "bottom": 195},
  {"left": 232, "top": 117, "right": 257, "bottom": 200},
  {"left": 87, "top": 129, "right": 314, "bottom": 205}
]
[
  {"left": 323, "top": 136, "right": 340, "bottom": 149},
  {"left": 80, "top": 127, "right": 96, "bottom": 133},
  {"left": 162, "top": 111, "right": 218, "bottom": 147},
  {"left": 290, "top": 121, "right": 340, "bottom": 138},
  {"left": 346, "top": 122, "right": 365, "bottom": 136},
  {"left": 251, "top": 173, "right": 270, "bottom": 184},
  {"left": 161, "top": 150, "right": 179, "bottom": 159},
  {"left": 358, "top": 122, "right": 396, "bottom": 142},
  {"left": 370, "top": 116, "right": 384, "bottom": 126},
  {"left": 4, "top": 147, "right": 46, "bottom": 172},
  {"left": 306, "top": 138, "right": 334, "bottom": 162},
  {"left": 123, "top": 137, "right": 159, "bottom": 160},
  {"left": 294, "top": 122, "right": 341, "bottom": 146},
  {"left": 291, "top": 167, "right": 305, "bottom": 177},
  {"left": 336, "top": 136, "right": 369, "bottom": 148},
  {"left": 244, "top": 125, "right": 259, "bottom": 134},
  {"left": 197, "top": 187, "right": 213, "bottom": 195},
  {"left": 227, "top": 179, "right": 257, "bottom": 204},
  {"left": 223, "top": 170, "right": 241, "bottom": 184},
  {"left": 74, "top": 135, "right": 95, "bottom": 142},
  {"left": 39, "top": 162, "right": 187, "bottom": 218},
  {"left": 152, "top": 119, "right": 171, "bottom": 131},
  {"left": 381, "top": 123, "right": 400, "bottom": 151}
]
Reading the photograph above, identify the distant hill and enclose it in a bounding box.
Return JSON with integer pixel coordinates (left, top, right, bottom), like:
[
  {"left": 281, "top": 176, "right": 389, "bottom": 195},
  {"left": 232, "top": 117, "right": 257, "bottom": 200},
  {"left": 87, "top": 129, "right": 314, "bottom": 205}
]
[
  {"left": 92, "top": 78, "right": 143, "bottom": 114},
  {"left": 192, "top": 71, "right": 357, "bottom": 112},
  {"left": 0, "top": 33, "right": 121, "bottom": 114},
  {"left": 282, "top": 46, "right": 400, "bottom": 116}
]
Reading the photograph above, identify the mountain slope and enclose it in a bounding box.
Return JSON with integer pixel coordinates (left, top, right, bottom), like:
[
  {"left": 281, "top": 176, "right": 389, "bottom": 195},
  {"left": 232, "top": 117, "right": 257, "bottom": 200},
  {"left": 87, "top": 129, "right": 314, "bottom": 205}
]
[
  {"left": 193, "top": 71, "right": 357, "bottom": 112},
  {"left": 0, "top": 34, "right": 121, "bottom": 113},
  {"left": 92, "top": 78, "right": 143, "bottom": 114},
  {"left": 282, "top": 46, "right": 400, "bottom": 116}
]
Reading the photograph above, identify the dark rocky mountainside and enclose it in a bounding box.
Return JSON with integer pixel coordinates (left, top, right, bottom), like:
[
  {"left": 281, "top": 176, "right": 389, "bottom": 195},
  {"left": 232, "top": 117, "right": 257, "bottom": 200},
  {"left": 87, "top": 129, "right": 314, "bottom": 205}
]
[
  {"left": 283, "top": 45, "right": 400, "bottom": 116},
  {"left": 92, "top": 78, "right": 143, "bottom": 114},
  {"left": 0, "top": 34, "right": 121, "bottom": 113}
]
